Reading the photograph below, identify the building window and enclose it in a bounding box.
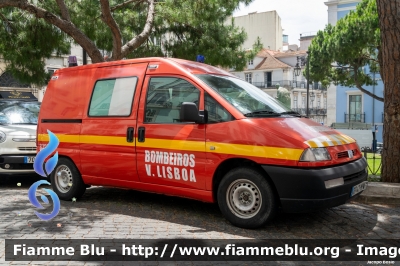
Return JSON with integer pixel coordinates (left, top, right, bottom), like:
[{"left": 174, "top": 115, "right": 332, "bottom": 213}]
[
  {"left": 245, "top": 73, "right": 252, "bottom": 84},
  {"left": 348, "top": 94, "right": 362, "bottom": 122},
  {"left": 302, "top": 95, "right": 306, "bottom": 108},
  {"left": 293, "top": 94, "right": 298, "bottom": 109},
  {"left": 317, "top": 97, "right": 321, "bottom": 109},
  {"left": 264, "top": 72, "right": 272, "bottom": 87},
  {"left": 248, "top": 59, "right": 253, "bottom": 66}
]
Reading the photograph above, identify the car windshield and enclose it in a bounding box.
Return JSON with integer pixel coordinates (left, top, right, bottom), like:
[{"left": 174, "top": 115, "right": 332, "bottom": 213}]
[
  {"left": 196, "top": 74, "right": 292, "bottom": 117},
  {"left": 0, "top": 101, "right": 40, "bottom": 125}
]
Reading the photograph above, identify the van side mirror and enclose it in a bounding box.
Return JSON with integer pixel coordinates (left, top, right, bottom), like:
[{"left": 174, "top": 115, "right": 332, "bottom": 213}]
[{"left": 180, "top": 102, "right": 204, "bottom": 124}]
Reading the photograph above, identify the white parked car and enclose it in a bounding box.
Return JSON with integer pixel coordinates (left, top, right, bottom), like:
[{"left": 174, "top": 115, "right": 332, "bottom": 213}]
[{"left": 0, "top": 91, "right": 40, "bottom": 174}]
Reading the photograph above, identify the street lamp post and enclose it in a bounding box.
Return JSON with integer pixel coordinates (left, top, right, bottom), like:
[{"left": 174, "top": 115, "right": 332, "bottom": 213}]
[{"left": 294, "top": 51, "right": 311, "bottom": 117}]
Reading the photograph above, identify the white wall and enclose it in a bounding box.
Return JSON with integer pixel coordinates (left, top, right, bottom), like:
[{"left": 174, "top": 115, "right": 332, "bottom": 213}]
[{"left": 231, "top": 11, "right": 283, "bottom": 51}]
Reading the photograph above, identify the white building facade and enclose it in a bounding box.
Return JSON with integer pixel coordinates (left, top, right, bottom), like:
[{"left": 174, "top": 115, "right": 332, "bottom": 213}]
[
  {"left": 230, "top": 11, "right": 283, "bottom": 51},
  {"left": 231, "top": 48, "right": 328, "bottom": 124}
]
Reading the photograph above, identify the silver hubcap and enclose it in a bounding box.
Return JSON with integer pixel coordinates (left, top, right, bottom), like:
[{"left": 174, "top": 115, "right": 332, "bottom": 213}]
[
  {"left": 54, "top": 165, "right": 73, "bottom": 193},
  {"left": 226, "top": 179, "right": 262, "bottom": 219}
]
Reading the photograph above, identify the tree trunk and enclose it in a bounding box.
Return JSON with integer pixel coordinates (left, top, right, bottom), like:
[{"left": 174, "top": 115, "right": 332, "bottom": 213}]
[{"left": 376, "top": 0, "right": 400, "bottom": 182}]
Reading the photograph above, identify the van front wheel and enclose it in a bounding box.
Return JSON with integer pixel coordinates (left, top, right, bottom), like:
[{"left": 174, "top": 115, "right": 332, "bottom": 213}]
[
  {"left": 50, "top": 158, "right": 86, "bottom": 201},
  {"left": 217, "top": 167, "right": 277, "bottom": 229}
]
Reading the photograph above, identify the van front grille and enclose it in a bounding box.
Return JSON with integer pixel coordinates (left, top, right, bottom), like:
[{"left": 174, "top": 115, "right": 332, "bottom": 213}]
[{"left": 336, "top": 149, "right": 357, "bottom": 159}]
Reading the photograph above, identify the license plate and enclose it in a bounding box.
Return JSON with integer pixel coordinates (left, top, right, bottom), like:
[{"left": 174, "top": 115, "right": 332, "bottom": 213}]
[
  {"left": 351, "top": 181, "right": 368, "bottom": 197},
  {"left": 24, "top": 156, "right": 35, "bottom": 163}
]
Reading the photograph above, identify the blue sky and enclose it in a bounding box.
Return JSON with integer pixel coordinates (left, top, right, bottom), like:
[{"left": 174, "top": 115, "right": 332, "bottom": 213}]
[{"left": 233, "top": 0, "right": 328, "bottom": 46}]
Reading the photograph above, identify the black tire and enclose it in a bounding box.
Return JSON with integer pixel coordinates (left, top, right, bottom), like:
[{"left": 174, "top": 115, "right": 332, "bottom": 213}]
[
  {"left": 217, "top": 167, "right": 277, "bottom": 229},
  {"left": 49, "top": 157, "right": 86, "bottom": 201}
]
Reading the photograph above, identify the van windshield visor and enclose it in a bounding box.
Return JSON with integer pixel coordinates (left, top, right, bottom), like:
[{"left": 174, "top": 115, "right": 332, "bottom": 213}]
[
  {"left": 196, "top": 74, "right": 291, "bottom": 117},
  {"left": 0, "top": 101, "right": 40, "bottom": 125}
]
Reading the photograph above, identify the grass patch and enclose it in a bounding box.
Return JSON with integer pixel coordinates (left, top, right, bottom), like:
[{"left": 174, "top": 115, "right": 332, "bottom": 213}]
[{"left": 365, "top": 153, "right": 382, "bottom": 177}]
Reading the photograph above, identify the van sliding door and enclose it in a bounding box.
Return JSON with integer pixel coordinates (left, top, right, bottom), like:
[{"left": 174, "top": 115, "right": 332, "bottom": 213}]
[{"left": 79, "top": 63, "right": 147, "bottom": 184}]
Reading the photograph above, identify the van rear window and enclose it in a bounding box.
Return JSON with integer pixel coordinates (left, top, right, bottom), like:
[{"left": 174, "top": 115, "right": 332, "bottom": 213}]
[{"left": 89, "top": 77, "right": 138, "bottom": 116}]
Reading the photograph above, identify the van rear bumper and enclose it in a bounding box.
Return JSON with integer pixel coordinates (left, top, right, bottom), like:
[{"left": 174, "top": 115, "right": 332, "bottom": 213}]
[{"left": 262, "top": 157, "right": 368, "bottom": 213}]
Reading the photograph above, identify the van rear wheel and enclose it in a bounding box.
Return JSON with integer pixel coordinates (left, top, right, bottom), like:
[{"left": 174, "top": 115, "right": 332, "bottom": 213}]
[
  {"left": 50, "top": 158, "right": 86, "bottom": 201},
  {"left": 217, "top": 167, "right": 277, "bottom": 229}
]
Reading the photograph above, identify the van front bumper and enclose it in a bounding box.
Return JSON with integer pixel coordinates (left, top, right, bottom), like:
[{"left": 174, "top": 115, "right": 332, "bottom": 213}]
[
  {"left": 0, "top": 155, "right": 36, "bottom": 174},
  {"left": 262, "top": 157, "right": 368, "bottom": 213}
]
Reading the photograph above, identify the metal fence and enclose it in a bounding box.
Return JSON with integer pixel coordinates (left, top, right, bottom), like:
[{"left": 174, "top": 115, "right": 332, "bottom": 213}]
[
  {"left": 363, "top": 151, "right": 382, "bottom": 177},
  {"left": 252, "top": 81, "right": 327, "bottom": 91},
  {"left": 292, "top": 108, "right": 327, "bottom": 116},
  {"left": 252, "top": 80, "right": 293, "bottom": 89},
  {"left": 345, "top": 113, "right": 366, "bottom": 123}
]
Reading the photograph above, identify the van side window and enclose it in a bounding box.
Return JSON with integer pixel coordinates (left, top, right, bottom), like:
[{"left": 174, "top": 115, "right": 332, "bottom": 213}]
[
  {"left": 205, "top": 94, "right": 234, "bottom": 123},
  {"left": 89, "top": 77, "right": 138, "bottom": 116},
  {"left": 145, "top": 77, "right": 200, "bottom": 123}
]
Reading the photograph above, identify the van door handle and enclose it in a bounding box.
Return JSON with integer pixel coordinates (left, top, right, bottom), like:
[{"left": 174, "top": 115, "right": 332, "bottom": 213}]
[
  {"left": 127, "top": 127, "right": 134, "bottom": 143},
  {"left": 138, "top": 127, "right": 145, "bottom": 142}
]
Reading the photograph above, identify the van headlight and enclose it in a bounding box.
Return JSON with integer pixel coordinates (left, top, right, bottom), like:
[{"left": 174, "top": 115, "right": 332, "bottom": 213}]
[
  {"left": 0, "top": 131, "right": 6, "bottom": 143},
  {"left": 300, "top": 148, "right": 331, "bottom": 162}
]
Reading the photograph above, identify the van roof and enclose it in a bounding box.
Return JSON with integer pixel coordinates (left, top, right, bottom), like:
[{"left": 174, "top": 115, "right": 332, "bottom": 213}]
[{"left": 54, "top": 57, "right": 235, "bottom": 77}]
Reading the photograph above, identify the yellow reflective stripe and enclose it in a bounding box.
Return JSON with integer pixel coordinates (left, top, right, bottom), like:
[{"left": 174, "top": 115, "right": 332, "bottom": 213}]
[
  {"left": 38, "top": 134, "right": 79, "bottom": 143},
  {"left": 38, "top": 134, "right": 303, "bottom": 161},
  {"left": 206, "top": 142, "right": 303, "bottom": 160},
  {"left": 340, "top": 134, "right": 356, "bottom": 143},
  {"left": 304, "top": 140, "right": 319, "bottom": 148},
  {"left": 325, "top": 135, "right": 340, "bottom": 145},
  {"left": 304, "top": 133, "right": 358, "bottom": 148},
  {"left": 333, "top": 134, "right": 349, "bottom": 144},
  {"left": 136, "top": 138, "right": 204, "bottom": 152},
  {"left": 80, "top": 135, "right": 135, "bottom": 146},
  {"left": 320, "top": 141, "right": 330, "bottom": 147}
]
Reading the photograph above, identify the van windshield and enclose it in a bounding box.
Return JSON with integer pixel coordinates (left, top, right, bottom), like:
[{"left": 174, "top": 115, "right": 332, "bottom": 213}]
[
  {"left": 196, "top": 74, "right": 294, "bottom": 117},
  {"left": 0, "top": 101, "right": 40, "bottom": 125}
]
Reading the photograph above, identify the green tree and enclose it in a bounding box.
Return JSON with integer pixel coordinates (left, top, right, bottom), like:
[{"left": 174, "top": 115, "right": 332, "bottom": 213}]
[
  {"left": 307, "top": 0, "right": 382, "bottom": 101},
  {"left": 276, "top": 87, "right": 291, "bottom": 109},
  {"left": 0, "top": 0, "right": 258, "bottom": 86},
  {"left": 309, "top": 0, "right": 400, "bottom": 182}
]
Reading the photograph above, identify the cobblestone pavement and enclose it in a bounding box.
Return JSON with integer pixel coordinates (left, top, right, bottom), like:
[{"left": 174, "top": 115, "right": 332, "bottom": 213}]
[{"left": 0, "top": 175, "right": 399, "bottom": 266}]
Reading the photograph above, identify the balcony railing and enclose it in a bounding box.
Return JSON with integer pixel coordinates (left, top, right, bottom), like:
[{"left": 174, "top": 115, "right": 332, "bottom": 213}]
[
  {"left": 292, "top": 108, "right": 327, "bottom": 116},
  {"left": 252, "top": 81, "right": 327, "bottom": 90},
  {"left": 252, "top": 80, "right": 292, "bottom": 89},
  {"left": 345, "top": 113, "right": 365, "bottom": 123}
]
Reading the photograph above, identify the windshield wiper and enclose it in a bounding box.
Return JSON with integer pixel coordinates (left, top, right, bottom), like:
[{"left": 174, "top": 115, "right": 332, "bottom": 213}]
[
  {"left": 244, "top": 110, "right": 281, "bottom": 117},
  {"left": 11, "top": 122, "right": 37, "bottom": 125},
  {"left": 279, "top": 111, "right": 303, "bottom": 117}
]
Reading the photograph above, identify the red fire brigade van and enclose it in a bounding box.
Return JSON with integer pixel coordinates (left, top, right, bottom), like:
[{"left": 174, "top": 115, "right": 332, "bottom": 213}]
[{"left": 37, "top": 57, "right": 368, "bottom": 228}]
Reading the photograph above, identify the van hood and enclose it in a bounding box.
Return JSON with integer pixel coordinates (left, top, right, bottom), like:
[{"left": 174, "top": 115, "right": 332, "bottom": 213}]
[
  {"left": 0, "top": 124, "right": 37, "bottom": 138},
  {"left": 250, "top": 117, "right": 356, "bottom": 148}
]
